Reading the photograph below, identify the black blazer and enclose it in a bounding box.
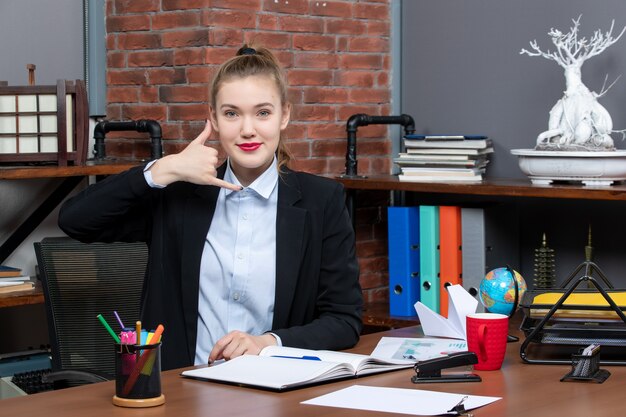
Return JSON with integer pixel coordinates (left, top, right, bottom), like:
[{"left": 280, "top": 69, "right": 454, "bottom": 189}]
[{"left": 59, "top": 164, "right": 363, "bottom": 370}]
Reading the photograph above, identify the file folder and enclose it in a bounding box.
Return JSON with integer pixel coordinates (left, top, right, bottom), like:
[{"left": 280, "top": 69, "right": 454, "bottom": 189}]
[
  {"left": 461, "top": 207, "right": 485, "bottom": 312},
  {"left": 439, "top": 206, "right": 462, "bottom": 318},
  {"left": 460, "top": 204, "right": 519, "bottom": 313},
  {"left": 419, "top": 205, "right": 440, "bottom": 313},
  {"left": 387, "top": 207, "right": 420, "bottom": 316}
]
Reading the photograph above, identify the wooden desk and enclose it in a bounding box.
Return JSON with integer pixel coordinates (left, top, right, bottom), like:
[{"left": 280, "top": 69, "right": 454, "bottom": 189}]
[{"left": 2, "top": 324, "right": 623, "bottom": 416}]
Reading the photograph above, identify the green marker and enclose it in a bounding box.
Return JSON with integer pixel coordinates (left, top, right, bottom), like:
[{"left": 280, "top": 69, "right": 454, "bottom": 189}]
[{"left": 97, "top": 314, "right": 121, "bottom": 343}]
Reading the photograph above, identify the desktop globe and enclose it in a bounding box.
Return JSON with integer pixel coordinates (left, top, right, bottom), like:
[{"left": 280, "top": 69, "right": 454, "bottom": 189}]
[{"left": 479, "top": 267, "right": 527, "bottom": 316}]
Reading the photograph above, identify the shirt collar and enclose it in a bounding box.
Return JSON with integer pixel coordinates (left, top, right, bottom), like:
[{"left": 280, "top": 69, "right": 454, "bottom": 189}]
[{"left": 223, "top": 156, "right": 278, "bottom": 199}]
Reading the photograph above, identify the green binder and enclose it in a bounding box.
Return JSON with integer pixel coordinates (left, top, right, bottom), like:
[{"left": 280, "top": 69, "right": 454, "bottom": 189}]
[{"left": 419, "top": 205, "right": 440, "bottom": 312}]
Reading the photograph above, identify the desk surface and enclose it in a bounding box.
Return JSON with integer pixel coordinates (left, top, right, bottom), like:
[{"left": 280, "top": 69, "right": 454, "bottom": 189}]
[{"left": 1, "top": 325, "right": 623, "bottom": 416}]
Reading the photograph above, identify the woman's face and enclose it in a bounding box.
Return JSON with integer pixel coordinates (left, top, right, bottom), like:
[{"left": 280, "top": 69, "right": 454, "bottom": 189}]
[{"left": 210, "top": 75, "right": 290, "bottom": 185}]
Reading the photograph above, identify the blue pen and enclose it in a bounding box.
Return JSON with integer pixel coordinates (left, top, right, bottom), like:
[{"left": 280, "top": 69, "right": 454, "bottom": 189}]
[{"left": 271, "top": 355, "right": 321, "bottom": 361}]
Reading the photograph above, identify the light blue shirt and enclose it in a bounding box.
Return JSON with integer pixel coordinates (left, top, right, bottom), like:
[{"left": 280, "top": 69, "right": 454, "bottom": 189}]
[{"left": 193, "top": 158, "right": 278, "bottom": 365}]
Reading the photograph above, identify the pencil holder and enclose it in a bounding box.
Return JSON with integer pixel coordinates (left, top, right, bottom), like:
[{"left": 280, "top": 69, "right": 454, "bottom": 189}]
[
  {"left": 112, "top": 342, "right": 165, "bottom": 407},
  {"left": 560, "top": 347, "right": 610, "bottom": 383}
]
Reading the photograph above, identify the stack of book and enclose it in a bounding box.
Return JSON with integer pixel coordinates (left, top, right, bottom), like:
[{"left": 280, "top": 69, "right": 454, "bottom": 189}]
[
  {"left": 0, "top": 265, "right": 34, "bottom": 294},
  {"left": 394, "top": 135, "right": 493, "bottom": 182}
]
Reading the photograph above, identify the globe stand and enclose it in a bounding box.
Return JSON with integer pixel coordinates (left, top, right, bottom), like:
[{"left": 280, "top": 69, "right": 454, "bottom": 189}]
[{"left": 506, "top": 265, "right": 520, "bottom": 343}]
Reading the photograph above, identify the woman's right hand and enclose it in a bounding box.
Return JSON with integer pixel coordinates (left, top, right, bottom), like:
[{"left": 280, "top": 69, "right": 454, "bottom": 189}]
[{"left": 148, "top": 121, "right": 241, "bottom": 190}]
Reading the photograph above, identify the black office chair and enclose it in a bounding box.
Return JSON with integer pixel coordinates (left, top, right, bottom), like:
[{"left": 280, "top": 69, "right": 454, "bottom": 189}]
[{"left": 34, "top": 237, "right": 148, "bottom": 387}]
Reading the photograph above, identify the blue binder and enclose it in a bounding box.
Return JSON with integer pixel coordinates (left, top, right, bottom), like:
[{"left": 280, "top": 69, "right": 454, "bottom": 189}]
[
  {"left": 387, "top": 207, "right": 420, "bottom": 316},
  {"left": 419, "top": 205, "right": 440, "bottom": 312}
]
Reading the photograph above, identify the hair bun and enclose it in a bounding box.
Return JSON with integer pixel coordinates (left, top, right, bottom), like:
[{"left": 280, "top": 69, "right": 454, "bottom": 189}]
[{"left": 239, "top": 47, "right": 257, "bottom": 56}]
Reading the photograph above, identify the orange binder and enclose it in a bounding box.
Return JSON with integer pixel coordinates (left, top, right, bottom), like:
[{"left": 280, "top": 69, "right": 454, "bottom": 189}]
[{"left": 439, "top": 206, "right": 463, "bottom": 317}]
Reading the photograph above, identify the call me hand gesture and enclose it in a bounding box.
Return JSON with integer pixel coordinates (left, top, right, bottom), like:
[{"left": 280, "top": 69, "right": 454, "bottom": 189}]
[{"left": 148, "top": 121, "right": 241, "bottom": 191}]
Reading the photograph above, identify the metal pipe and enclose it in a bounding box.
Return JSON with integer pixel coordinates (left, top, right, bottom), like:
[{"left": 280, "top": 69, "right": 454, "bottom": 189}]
[
  {"left": 341, "top": 114, "right": 415, "bottom": 229},
  {"left": 93, "top": 119, "right": 163, "bottom": 160},
  {"left": 343, "top": 114, "right": 415, "bottom": 178}
]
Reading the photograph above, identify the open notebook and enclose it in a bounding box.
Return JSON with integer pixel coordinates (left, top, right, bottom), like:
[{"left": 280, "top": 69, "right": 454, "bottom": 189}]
[{"left": 181, "top": 346, "right": 413, "bottom": 391}]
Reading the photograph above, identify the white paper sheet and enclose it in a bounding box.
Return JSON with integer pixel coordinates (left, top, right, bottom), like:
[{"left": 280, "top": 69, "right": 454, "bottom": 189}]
[
  {"left": 0, "top": 281, "right": 26, "bottom": 287},
  {"left": 414, "top": 284, "right": 478, "bottom": 340},
  {"left": 302, "top": 385, "right": 500, "bottom": 416},
  {"left": 370, "top": 337, "right": 468, "bottom": 361}
]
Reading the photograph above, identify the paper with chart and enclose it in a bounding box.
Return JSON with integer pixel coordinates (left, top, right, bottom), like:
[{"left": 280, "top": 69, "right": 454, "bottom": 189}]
[
  {"left": 370, "top": 337, "right": 468, "bottom": 361},
  {"left": 414, "top": 284, "right": 478, "bottom": 340},
  {"left": 302, "top": 385, "right": 501, "bottom": 416}
]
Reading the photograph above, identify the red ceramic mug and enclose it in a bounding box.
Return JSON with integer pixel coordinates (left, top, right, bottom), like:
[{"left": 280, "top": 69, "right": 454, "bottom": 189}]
[{"left": 466, "top": 313, "right": 509, "bottom": 371}]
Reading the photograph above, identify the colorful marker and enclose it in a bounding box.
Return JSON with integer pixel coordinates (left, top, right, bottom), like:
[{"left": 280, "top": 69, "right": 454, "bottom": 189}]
[
  {"left": 135, "top": 321, "right": 142, "bottom": 346},
  {"left": 147, "top": 324, "right": 164, "bottom": 345},
  {"left": 97, "top": 314, "right": 121, "bottom": 343},
  {"left": 113, "top": 311, "right": 125, "bottom": 329}
]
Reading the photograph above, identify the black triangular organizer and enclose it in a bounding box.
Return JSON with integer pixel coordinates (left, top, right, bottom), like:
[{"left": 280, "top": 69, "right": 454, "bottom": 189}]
[{"left": 519, "top": 258, "right": 626, "bottom": 365}]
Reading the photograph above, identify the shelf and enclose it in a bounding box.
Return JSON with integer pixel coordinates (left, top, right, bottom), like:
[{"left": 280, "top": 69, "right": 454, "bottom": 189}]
[
  {"left": 0, "top": 281, "right": 43, "bottom": 309},
  {"left": 0, "top": 160, "right": 141, "bottom": 180},
  {"left": 1, "top": 160, "right": 144, "bottom": 300},
  {"left": 336, "top": 175, "right": 626, "bottom": 201},
  {"left": 339, "top": 175, "right": 626, "bottom": 330}
]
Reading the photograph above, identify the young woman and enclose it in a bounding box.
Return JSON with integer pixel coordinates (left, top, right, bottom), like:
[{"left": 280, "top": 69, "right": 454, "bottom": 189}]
[{"left": 58, "top": 45, "right": 363, "bottom": 371}]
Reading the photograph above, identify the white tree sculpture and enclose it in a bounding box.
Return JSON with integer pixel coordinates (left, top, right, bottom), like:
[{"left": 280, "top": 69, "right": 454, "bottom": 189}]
[{"left": 521, "top": 16, "right": 626, "bottom": 151}]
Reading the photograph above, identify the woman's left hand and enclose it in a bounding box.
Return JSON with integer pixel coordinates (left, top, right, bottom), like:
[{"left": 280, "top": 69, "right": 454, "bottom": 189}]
[{"left": 208, "top": 331, "right": 277, "bottom": 363}]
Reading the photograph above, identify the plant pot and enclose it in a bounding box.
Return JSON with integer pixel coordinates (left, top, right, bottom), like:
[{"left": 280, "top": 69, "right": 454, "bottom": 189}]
[{"left": 510, "top": 149, "right": 626, "bottom": 186}]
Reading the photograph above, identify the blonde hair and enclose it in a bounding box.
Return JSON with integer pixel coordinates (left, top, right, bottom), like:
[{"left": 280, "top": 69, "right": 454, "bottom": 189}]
[{"left": 210, "top": 45, "right": 292, "bottom": 171}]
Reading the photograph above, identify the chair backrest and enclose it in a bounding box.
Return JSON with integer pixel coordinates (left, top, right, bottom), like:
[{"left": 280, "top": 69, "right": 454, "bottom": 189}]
[{"left": 34, "top": 237, "right": 147, "bottom": 379}]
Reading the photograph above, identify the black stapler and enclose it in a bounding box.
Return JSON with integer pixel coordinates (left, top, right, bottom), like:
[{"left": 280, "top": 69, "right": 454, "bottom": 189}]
[{"left": 412, "top": 351, "right": 481, "bottom": 383}]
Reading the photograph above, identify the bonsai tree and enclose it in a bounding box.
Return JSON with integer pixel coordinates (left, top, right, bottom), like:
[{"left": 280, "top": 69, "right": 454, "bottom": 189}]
[{"left": 521, "top": 16, "right": 626, "bottom": 151}]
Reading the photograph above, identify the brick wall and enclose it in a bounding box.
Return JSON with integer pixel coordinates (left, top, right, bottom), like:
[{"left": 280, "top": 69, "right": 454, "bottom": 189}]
[{"left": 104, "top": 0, "right": 392, "bottom": 304}]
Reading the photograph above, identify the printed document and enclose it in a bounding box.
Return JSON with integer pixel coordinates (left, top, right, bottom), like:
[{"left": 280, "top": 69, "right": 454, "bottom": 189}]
[{"left": 302, "top": 385, "right": 501, "bottom": 416}]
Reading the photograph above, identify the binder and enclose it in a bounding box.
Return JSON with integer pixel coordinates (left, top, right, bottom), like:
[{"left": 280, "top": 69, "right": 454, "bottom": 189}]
[
  {"left": 419, "top": 205, "right": 440, "bottom": 313},
  {"left": 461, "top": 207, "right": 485, "bottom": 312},
  {"left": 387, "top": 207, "right": 421, "bottom": 316},
  {"left": 439, "top": 206, "right": 462, "bottom": 318},
  {"left": 461, "top": 205, "right": 520, "bottom": 313}
]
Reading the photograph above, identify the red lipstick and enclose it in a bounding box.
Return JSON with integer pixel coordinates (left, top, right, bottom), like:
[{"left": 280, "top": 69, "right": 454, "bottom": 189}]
[{"left": 238, "top": 142, "right": 261, "bottom": 152}]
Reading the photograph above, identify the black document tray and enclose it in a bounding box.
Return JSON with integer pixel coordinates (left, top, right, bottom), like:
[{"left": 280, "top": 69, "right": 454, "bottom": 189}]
[{"left": 519, "top": 260, "right": 626, "bottom": 365}]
